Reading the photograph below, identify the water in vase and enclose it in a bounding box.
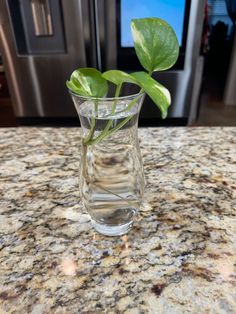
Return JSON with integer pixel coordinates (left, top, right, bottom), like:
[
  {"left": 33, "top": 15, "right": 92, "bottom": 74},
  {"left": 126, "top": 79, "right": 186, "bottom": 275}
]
[{"left": 78, "top": 100, "right": 145, "bottom": 234}]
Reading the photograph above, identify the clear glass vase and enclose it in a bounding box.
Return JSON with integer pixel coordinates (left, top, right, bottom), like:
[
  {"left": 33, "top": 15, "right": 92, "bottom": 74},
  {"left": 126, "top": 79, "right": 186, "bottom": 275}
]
[{"left": 70, "top": 91, "right": 145, "bottom": 236}]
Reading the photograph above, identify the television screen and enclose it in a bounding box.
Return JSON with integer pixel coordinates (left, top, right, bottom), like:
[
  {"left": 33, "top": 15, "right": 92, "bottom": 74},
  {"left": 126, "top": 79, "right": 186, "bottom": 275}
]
[{"left": 121, "top": 0, "right": 186, "bottom": 48}]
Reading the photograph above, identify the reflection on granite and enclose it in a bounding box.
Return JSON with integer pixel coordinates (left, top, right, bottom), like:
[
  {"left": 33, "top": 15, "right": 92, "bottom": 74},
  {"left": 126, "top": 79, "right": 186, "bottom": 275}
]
[{"left": 0, "top": 127, "right": 236, "bottom": 313}]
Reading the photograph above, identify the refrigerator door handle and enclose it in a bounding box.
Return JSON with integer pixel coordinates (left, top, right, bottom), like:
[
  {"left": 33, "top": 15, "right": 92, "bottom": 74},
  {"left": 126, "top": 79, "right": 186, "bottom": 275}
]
[{"left": 30, "top": 0, "right": 53, "bottom": 36}]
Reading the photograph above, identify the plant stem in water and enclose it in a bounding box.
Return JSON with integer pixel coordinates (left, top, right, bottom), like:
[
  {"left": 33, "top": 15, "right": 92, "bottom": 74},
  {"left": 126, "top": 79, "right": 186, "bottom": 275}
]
[
  {"left": 87, "top": 114, "right": 133, "bottom": 146},
  {"left": 83, "top": 99, "right": 98, "bottom": 145},
  {"left": 85, "top": 84, "right": 122, "bottom": 145},
  {"left": 86, "top": 92, "right": 144, "bottom": 146}
]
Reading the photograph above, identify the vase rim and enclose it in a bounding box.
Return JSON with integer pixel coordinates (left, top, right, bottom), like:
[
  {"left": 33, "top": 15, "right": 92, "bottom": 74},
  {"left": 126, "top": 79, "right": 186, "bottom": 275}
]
[{"left": 69, "top": 90, "right": 145, "bottom": 101}]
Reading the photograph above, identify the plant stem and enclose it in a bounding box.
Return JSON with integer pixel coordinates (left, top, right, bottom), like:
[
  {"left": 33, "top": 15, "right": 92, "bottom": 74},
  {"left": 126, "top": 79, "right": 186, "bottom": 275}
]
[
  {"left": 103, "top": 83, "right": 122, "bottom": 127},
  {"left": 83, "top": 99, "right": 98, "bottom": 145},
  {"left": 117, "top": 92, "right": 143, "bottom": 114},
  {"left": 86, "top": 93, "right": 143, "bottom": 146},
  {"left": 85, "top": 84, "right": 122, "bottom": 145},
  {"left": 85, "top": 88, "right": 144, "bottom": 146},
  {"left": 87, "top": 113, "right": 133, "bottom": 146}
]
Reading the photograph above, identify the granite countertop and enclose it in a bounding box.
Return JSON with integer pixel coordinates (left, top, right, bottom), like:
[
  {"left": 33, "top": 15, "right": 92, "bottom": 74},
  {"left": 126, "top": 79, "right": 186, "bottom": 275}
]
[{"left": 0, "top": 127, "right": 236, "bottom": 313}]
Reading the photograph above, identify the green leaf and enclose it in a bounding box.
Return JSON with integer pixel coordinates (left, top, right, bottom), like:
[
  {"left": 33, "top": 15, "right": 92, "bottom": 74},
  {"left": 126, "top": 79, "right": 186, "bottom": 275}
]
[
  {"left": 131, "top": 71, "right": 171, "bottom": 119},
  {"left": 131, "top": 18, "right": 179, "bottom": 72},
  {"left": 66, "top": 68, "right": 108, "bottom": 98},
  {"left": 102, "top": 70, "right": 137, "bottom": 86}
]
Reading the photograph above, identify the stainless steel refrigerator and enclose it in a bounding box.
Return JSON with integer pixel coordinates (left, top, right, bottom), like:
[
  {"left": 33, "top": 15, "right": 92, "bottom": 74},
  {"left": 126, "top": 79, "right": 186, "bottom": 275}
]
[{"left": 0, "top": 0, "right": 205, "bottom": 124}]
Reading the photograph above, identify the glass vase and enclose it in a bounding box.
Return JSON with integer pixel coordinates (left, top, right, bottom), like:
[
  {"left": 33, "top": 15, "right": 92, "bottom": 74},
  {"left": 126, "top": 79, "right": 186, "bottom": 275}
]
[{"left": 70, "top": 91, "right": 145, "bottom": 236}]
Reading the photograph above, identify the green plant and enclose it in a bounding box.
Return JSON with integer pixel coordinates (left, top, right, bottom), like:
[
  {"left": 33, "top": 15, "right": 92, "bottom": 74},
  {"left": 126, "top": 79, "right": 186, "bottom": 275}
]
[{"left": 67, "top": 18, "right": 179, "bottom": 145}]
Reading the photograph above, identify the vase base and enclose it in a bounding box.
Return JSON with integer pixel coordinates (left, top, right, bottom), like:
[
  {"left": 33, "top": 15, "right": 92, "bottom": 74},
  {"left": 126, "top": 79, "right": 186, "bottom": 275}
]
[{"left": 91, "top": 219, "right": 133, "bottom": 236}]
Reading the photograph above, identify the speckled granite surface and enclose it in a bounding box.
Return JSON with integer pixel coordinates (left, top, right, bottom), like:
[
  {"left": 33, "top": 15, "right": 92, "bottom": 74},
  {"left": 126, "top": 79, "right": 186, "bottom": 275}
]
[{"left": 0, "top": 127, "right": 236, "bottom": 314}]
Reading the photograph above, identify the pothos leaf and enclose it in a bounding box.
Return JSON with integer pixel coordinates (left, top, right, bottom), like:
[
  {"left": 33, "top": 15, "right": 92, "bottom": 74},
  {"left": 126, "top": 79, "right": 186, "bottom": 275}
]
[
  {"left": 131, "top": 18, "right": 179, "bottom": 73},
  {"left": 66, "top": 68, "right": 108, "bottom": 98},
  {"left": 102, "top": 70, "right": 137, "bottom": 86},
  {"left": 131, "top": 71, "right": 171, "bottom": 119}
]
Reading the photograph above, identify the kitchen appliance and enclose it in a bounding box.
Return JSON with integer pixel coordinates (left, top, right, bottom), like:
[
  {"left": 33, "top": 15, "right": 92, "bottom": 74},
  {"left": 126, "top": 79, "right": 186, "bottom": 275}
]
[
  {"left": 0, "top": 0, "right": 205, "bottom": 125},
  {"left": 0, "top": 0, "right": 97, "bottom": 120}
]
